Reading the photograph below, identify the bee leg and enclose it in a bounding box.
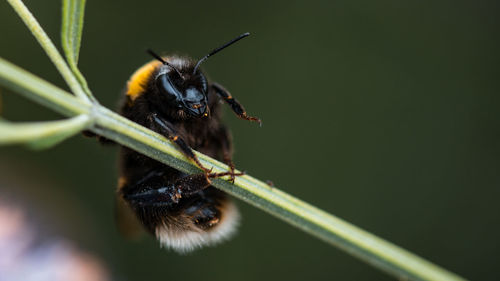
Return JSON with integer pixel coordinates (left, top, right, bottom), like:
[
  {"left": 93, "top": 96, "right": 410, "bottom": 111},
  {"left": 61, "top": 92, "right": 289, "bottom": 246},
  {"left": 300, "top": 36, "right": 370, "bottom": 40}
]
[
  {"left": 211, "top": 82, "right": 262, "bottom": 126},
  {"left": 223, "top": 157, "right": 241, "bottom": 184},
  {"left": 216, "top": 125, "right": 244, "bottom": 183},
  {"left": 149, "top": 113, "right": 241, "bottom": 181},
  {"left": 124, "top": 173, "right": 211, "bottom": 207}
]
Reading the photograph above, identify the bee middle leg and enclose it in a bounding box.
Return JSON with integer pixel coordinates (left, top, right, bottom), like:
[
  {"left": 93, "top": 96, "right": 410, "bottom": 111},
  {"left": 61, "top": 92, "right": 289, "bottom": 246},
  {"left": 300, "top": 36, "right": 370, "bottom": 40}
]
[{"left": 149, "top": 113, "right": 240, "bottom": 181}]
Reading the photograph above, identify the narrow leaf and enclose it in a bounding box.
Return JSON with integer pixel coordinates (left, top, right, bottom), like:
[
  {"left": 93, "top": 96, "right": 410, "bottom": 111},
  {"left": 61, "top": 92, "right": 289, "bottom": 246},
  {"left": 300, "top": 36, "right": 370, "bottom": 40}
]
[
  {"left": 0, "top": 115, "right": 92, "bottom": 149},
  {"left": 61, "top": 0, "right": 86, "bottom": 65},
  {"left": 60, "top": 0, "right": 97, "bottom": 103}
]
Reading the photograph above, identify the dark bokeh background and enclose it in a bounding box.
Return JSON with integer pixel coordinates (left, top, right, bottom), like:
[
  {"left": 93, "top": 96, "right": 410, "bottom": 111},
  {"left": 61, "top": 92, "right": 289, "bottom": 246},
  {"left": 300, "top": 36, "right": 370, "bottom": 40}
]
[{"left": 1, "top": 1, "right": 499, "bottom": 280}]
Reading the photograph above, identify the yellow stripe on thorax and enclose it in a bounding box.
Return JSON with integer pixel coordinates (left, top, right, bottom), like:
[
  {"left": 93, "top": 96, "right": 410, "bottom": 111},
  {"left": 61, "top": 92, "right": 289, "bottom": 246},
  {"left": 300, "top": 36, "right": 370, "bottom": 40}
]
[
  {"left": 126, "top": 60, "right": 162, "bottom": 102},
  {"left": 117, "top": 176, "right": 128, "bottom": 192}
]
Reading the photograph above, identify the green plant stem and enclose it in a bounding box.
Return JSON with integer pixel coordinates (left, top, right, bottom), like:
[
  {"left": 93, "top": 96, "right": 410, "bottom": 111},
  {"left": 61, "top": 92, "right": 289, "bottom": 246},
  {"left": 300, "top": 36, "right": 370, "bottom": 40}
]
[
  {"left": 0, "top": 56, "right": 467, "bottom": 281},
  {"left": 2, "top": 1, "right": 469, "bottom": 279},
  {"left": 6, "top": 0, "right": 93, "bottom": 104}
]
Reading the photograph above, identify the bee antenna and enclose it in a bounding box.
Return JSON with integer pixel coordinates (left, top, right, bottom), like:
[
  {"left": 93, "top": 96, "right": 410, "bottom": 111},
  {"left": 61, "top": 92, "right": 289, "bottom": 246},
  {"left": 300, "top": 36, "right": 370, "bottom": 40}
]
[
  {"left": 146, "top": 49, "right": 184, "bottom": 79},
  {"left": 193, "top": 32, "right": 250, "bottom": 74}
]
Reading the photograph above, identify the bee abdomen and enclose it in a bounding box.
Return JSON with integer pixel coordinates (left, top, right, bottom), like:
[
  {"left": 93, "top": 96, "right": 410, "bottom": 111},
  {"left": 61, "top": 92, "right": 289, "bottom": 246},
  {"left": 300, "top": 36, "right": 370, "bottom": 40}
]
[{"left": 155, "top": 195, "right": 240, "bottom": 253}]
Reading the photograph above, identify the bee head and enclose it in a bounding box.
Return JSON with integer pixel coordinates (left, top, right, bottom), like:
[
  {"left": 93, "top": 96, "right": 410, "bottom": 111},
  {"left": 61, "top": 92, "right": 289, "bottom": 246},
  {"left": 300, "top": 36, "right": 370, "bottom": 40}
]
[
  {"left": 154, "top": 60, "right": 209, "bottom": 118},
  {"left": 147, "top": 33, "right": 250, "bottom": 119}
]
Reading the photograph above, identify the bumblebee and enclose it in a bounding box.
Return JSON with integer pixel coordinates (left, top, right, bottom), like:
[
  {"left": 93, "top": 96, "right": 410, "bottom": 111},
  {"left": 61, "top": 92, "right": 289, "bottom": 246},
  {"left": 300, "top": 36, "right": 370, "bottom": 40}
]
[{"left": 117, "top": 33, "right": 260, "bottom": 253}]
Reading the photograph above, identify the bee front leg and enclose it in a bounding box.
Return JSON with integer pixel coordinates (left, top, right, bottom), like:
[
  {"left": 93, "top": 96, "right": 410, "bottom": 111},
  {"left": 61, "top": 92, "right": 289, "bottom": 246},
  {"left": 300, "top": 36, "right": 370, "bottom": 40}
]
[
  {"left": 148, "top": 113, "right": 239, "bottom": 180},
  {"left": 211, "top": 83, "right": 262, "bottom": 126}
]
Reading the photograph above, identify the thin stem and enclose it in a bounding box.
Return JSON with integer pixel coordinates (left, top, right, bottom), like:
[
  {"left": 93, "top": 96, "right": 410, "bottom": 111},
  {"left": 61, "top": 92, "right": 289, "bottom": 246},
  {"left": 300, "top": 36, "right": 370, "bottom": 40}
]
[
  {"left": 94, "top": 107, "right": 465, "bottom": 281},
  {"left": 6, "top": 0, "right": 93, "bottom": 104},
  {"left": 0, "top": 57, "right": 466, "bottom": 281}
]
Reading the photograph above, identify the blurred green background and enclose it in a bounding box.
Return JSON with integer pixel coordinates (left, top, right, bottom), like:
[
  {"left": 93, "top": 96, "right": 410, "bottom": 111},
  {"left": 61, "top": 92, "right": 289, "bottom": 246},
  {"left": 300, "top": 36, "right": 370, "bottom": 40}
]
[{"left": 1, "top": 0, "right": 499, "bottom": 280}]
